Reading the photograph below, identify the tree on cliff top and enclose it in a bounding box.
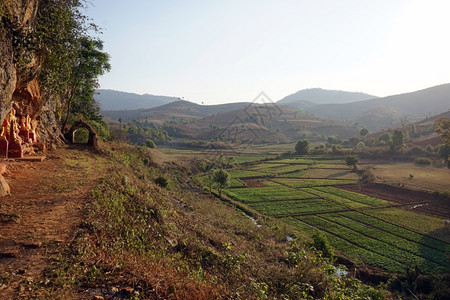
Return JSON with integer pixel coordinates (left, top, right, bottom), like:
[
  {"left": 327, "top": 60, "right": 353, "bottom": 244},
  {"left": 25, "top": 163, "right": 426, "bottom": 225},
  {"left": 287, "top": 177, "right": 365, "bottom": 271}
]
[{"left": 32, "top": 0, "right": 110, "bottom": 138}]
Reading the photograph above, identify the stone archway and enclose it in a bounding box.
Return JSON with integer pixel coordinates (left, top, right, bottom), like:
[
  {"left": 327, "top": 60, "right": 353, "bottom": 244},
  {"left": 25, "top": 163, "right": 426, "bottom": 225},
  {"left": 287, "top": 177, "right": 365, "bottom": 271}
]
[{"left": 66, "top": 120, "right": 98, "bottom": 147}]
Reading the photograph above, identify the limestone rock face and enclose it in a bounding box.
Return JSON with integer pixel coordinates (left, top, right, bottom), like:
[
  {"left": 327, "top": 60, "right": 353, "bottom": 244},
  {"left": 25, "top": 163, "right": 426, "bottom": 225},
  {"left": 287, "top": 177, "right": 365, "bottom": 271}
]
[{"left": 0, "top": 0, "right": 62, "bottom": 145}]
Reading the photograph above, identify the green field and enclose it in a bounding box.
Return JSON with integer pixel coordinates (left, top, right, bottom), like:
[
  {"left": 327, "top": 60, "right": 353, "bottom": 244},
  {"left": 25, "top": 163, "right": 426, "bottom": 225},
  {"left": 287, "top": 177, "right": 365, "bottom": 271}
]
[{"left": 221, "top": 154, "right": 450, "bottom": 274}]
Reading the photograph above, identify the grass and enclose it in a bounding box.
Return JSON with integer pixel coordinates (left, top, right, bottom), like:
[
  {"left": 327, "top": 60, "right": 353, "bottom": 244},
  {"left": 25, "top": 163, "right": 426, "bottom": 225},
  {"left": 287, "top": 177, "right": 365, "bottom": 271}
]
[{"left": 373, "top": 163, "right": 450, "bottom": 193}]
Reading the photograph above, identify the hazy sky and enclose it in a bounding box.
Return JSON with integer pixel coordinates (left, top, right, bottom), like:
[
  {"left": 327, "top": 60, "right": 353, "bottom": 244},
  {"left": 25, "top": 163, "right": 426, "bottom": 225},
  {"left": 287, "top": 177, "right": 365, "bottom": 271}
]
[{"left": 85, "top": 0, "right": 450, "bottom": 104}]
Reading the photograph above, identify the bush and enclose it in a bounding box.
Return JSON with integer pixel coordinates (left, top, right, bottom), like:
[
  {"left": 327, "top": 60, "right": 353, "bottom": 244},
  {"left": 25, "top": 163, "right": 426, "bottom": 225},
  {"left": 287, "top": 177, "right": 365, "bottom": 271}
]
[
  {"left": 154, "top": 175, "right": 168, "bottom": 188},
  {"left": 360, "top": 168, "right": 375, "bottom": 183},
  {"left": 145, "top": 139, "right": 156, "bottom": 148},
  {"left": 414, "top": 157, "right": 432, "bottom": 165},
  {"left": 408, "top": 146, "right": 425, "bottom": 156}
]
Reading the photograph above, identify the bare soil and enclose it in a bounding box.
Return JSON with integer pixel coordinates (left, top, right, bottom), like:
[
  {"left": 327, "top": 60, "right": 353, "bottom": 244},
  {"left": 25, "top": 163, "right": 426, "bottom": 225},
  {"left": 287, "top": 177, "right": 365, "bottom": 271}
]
[
  {"left": 0, "top": 146, "right": 104, "bottom": 298},
  {"left": 341, "top": 183, "right": 450, "bottom": 219}
]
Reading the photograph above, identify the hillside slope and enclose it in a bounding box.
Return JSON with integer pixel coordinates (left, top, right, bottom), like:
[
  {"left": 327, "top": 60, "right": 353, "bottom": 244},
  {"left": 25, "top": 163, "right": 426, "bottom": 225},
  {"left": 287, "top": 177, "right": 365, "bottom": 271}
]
[
  {"left": 96, "top": 89, "right": 180, "bottom": 110},
  {"left": 102, "top": 100, "right": 251, "bottom": 124},
  {"left": 0, "top": 144, "right": 387, "bottom": 299},
  {"left": 278, "top": 88, "right": 377, "bottom": 110},
  {"left": 307, "top": 84, "right": 450, "bottom": 130}
]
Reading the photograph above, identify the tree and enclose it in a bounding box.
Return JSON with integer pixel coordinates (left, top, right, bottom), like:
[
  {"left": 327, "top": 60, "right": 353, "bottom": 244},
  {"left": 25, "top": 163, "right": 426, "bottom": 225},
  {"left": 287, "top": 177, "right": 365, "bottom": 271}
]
[
  {"left": 60, "top": 37, "right": 111, "bottom": 133},
  {"left": 391, "top": 130, "right": 404, "bottom": 149},
  {"left": 212, "top": 169, "right": 230, "bottom": 196},
  {"left": 345, "top": 155, "right": 359, "bottom": 170},
  {"left": 295, "top": 139, "right": 310, "bottom": 155},
  {"left": 438, "top": 144, "right": 450, "bottom": 163},
  {"left": 435, "top": 117, "right": 450, "bottom": 144},
  {"left": 360, "top": 128, "right": 369, "bottom": 137},
  {"left": 145, "top": 139, "right": 156, "bottom": 148}
]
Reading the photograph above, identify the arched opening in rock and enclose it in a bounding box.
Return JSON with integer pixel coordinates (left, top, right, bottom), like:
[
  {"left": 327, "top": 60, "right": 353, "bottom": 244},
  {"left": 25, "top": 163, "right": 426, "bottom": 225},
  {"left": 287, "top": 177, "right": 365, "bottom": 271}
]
[
  {"left": 73, "top": 128, "right": 89, "bottom": 143},
  {"left": 66, "top": 120, "right": 98, "bottom": 147}
]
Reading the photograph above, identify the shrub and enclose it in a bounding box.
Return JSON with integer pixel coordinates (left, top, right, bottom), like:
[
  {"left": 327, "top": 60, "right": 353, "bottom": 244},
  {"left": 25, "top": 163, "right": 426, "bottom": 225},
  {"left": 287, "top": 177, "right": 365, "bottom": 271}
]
[
  {"left": 360, "top": 168, "right": 375, "bottom": 183},
  {"left": 154, "top": 175, "right": 168, "bottom": 188},
  {"left": 408, "top": 146, "right": 425, "bottom": 156},
  {"left": 145, "top": 139, "right": 156, "bottom": 148},
  {"left": 414, "top": 157, "right": 432, "bottom": 165}
]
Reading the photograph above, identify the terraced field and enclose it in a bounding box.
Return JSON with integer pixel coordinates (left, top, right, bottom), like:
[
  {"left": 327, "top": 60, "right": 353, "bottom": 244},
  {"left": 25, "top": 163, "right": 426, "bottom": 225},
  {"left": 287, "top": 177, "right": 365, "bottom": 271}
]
[{"left": 224, "top": 155, "right": 450, "bottom": 274}]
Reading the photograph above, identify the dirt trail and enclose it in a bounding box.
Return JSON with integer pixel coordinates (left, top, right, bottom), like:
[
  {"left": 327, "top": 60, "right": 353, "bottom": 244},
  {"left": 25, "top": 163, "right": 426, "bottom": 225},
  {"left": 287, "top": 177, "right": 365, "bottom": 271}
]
[{"left": 0, "top": 146, "right": 103, "bottom": 297}]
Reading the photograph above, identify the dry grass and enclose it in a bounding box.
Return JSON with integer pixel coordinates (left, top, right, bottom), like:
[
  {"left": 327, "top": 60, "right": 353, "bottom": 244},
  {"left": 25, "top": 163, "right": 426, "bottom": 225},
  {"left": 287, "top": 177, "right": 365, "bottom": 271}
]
[{"left": 372, "top": 163, "right": 450, "bottom": 193}]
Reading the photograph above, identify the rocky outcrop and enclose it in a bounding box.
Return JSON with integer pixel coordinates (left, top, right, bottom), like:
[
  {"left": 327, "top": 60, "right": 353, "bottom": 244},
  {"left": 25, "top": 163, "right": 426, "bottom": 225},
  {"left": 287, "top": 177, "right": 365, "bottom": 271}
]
[{"left": 0, "top": 0, "right": 62, "bottom": 146}]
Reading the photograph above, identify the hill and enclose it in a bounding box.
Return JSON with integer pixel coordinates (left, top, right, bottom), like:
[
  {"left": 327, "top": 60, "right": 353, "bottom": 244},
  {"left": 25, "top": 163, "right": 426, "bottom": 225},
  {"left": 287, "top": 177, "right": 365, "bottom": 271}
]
[
  {"left": 95, "top": 89, "right": 180, "bottom": 110},
  {"left": 0, "top": 144, "right": 388, "bottom": 298},
  {"left": 173, "top": 103, "right": 359, "bottom": 143},
  {"left": 102, "top": 100, "right": 251, "bottom": 125},
  {"left": 306, "top": 84, "right": 450, "bottom": 130},
  {"left": 278, "top": 88, "right": 377, "bottom": 109}
]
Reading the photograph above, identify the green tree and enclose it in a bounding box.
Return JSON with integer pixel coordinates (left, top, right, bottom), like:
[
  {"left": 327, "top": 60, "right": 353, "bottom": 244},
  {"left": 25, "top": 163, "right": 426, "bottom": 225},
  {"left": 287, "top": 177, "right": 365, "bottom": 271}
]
[
  {"left": 437, "top": 144, "right": 450, "bottom": 163},
  {"left": 360, "top": 128, "right": 369, "bottom": 136},
  {"left": 391, "top": 130, "right": 404, "bottom": 149},
  {"left": 295, "top": 139, "right": 310, "bottom": 154},
  {"left": 345, "top": 155, "right": 359, "bottom": 170},
  {"left": 61, "top": 37, "right": 111, "bottom": 133},
  {"left": 145, "top": 139, "right": 156, "bottom": 148},
  {"left": 212, "top": 169, "right": 230, "bottom": 196}
]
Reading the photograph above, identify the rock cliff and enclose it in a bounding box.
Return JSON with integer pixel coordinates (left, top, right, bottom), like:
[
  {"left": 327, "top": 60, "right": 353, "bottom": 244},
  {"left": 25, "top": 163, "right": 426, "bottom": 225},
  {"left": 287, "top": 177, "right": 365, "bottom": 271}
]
[{"left": 0, "top": 0, "right": 62, "bottom": 145}]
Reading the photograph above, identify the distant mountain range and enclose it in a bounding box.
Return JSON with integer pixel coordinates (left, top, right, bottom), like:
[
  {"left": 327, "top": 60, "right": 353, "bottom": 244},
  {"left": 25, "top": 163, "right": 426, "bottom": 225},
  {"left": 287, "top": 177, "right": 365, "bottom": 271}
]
[
  {"left": 99, "top": 84, "right": 450, "bottom": 131},
  {"left": 277, "top": 88, "right": 378, "bottom": 110},
  {"left": 95, "top": 89, "right": 179, "bottom": 110},
  {"left": 305, "top": 84, "right": 450, "bottom": 130}
]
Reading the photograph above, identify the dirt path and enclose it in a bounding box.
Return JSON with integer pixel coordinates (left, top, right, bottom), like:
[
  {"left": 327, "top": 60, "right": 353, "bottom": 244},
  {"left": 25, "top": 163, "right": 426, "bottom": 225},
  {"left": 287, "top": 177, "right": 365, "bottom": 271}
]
[{"left": 0, "top": 146, "right": 104, "bottom": 297}]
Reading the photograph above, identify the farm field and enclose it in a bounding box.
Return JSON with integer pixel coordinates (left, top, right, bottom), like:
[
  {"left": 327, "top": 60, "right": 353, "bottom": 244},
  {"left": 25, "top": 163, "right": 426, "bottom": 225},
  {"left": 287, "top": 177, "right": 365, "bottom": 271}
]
[
  {"left": 223, "top": 154, "right": 450, "bottom": 274},
  {"left": 372, "top": 163, "right": 450, "bottom": 193}
]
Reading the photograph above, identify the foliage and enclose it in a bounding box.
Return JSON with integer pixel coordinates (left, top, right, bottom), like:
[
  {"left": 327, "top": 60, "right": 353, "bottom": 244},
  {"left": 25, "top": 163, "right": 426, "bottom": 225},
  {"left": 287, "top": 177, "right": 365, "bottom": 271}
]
[
  {"left": 414, "top": 157, "right": 432, "bottom": 165},
  {"left": 145, "top": 139, "right": 156, "bottom": 148},
  {"left": 359, "top": 128, "right": 369, "bottom": 136},
  {"left": 154, "top": 175, "right": 168, "bottom": 188},
  {"left": 391, "top": 130, "right": 404, "bottom": 149},
  {"left": 4, "top": 0, "right": 111, "bottom": 138},
  {"left": 437, "top": 144, "right": 450, "bottom": 162},
  {"left": 295, "top": 139, "right": 310, "bottom": 154},
  {"left": 435, "top": 117, "right": 450, "bottom": 144},
  {"left": 360, "top": 167, "right": 375, "bottom": 183},
  {"left": 345, "top": 155, "right": 359, "bottom": 169},
  {"left": 211, "top": 169, "right": 230, "bottom": 194},
  {"left": 112, "top": 121, "right": 171, "bottom": 145},
  {"left": 377, "top": 132, "right": 391, "bottom": 143}
]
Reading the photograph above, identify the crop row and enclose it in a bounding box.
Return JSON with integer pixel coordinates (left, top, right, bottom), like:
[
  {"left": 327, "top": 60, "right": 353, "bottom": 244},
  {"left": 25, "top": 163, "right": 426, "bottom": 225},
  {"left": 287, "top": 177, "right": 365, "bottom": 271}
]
[
  {"left": 224, "top": 186, "right": 315, "bottom": 203},
  {"left": 303, "top": 188, "right": 370, "bottom": 209},
  {"left": 339, "top": 211, "right": 450, "bottom": 253},
  {"left": 297, "top": 215, "right": 447, "bottom": 274},
  {"left": 314, "top": 186, "right": 388, "bottom": 207},
  {"left": 274, "top": 178, "right": 359, "bottom": 188},
  {"left": 321, "top": 214, "right": 449, "bottom": 269},
  {"left": 229, "top": 178, "right": 245, "bottom": 188},
  {"left": 248, "top": 199, "right": 347, "bottom": 216},
  {"left": 228, "top": 169, "right": 261, "bottom": 178},
  {"left": 288, "top": 218, "right": 405, "bottom": 272}
]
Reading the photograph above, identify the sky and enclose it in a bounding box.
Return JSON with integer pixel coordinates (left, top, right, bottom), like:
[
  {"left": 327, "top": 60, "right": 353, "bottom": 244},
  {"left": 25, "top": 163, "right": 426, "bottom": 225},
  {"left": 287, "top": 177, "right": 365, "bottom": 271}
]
[{"left": 85, "top": 0, "right": 450, "bottom": 104}]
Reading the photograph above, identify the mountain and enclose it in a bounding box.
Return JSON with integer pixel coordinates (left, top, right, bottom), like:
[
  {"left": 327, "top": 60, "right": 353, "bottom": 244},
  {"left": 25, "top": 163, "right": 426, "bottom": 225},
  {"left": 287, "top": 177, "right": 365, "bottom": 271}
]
[
  {"left": 95, "top": 89, "right": 179, "bottom": 110},
  {"left": 306, "top": 84, "right": 450, "bottom": 130},
  {"left": 102, "top": 100, "right": 251, "bottom": 125},
  {"left": 278, "top": 88, "right": 378, "bottom": 109},
  {"left": 172, "top": 103, "right": 359, "bottom": 143}
]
